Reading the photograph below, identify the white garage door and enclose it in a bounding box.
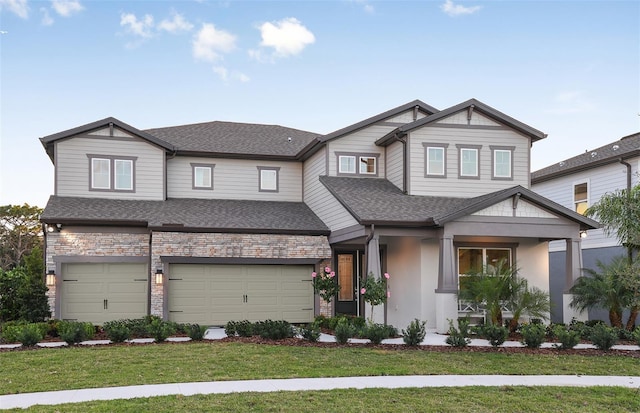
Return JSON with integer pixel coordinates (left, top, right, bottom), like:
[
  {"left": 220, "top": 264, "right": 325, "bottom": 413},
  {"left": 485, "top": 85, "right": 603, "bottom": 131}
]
[
  {"left": 168, "top": 264, "right": 314, "bottom": 325},
  {"left": 61, "top": 263, "right": 148, "bottom": 325}
]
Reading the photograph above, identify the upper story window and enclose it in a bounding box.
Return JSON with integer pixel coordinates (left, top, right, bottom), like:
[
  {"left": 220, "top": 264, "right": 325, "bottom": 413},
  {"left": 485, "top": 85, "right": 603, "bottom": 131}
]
[
  {"left": 574, "top": 182, "right": 588, "bottom": 214},
  {"left": 258, "top": 166, "right": 279, "bottom": 192},
  {"left": 191, "top": 163, "right": 214, "bottom": 190},
  {"left": 88, "top": 155, "right": 136, "bottom": 192},
  {"left": 336, "top": 152, "right": 380, "bottom": 177},
  {"left": 423, "top": 143, "right": 448, "bottom": 177},
  {"left": 457, "top": 145, "right": 481, "bottom": 179},
  {"left": 490, "top": 146, "right": 514, "bottom": 180}
]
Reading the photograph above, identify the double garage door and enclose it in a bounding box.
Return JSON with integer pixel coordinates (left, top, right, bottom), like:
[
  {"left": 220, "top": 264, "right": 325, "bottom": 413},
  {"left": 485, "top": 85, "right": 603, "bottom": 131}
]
[
  {"left": 168, "top": 264, "right": 314, "bottom": 325},
  {"left": 61, "top": 263, "right": 148, "bottom": 325}
]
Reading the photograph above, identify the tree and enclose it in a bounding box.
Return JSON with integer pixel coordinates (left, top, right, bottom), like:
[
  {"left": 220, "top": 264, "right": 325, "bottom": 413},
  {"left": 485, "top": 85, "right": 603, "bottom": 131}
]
[
  {"left": 0, "top": 265, "right": 50, "bottom": 322},
  {"left": 0, "top": 204, "right": 44, "bottom": 270}
]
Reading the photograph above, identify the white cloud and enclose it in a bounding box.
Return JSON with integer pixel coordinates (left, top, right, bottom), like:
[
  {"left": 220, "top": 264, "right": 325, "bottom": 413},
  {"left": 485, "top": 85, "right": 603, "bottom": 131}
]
[
  {"left": 235, "top": 72, "right": 250, "bottom": 83},
  {"left": 192, "top": 23, "right": 236, "bottom": 62},
  {"left": 547, "top": 91, "right": 596, "bottom": 115},
  {"left": 0, "top": 0, "right": 29, "bottom": 19},
  {"left": 256, "top": 17, "right": 315, "bottom": 58},
  {"left": 350, "top": 0, "right": 374, "bottom": 14},
  {"left": 51, "top": 0, "right": 83, "bottom": 17},
  {"left": 40, "top": 7, "right": 54, "bottom": 25},
  {"left": 120, "top": 12, "right": 155, "bottom": 39},
  {"left": 158, "top": 12, "right": 193, "bottom": 34},
  {"left": 441, "top": 0, "right": 482, "bottom": 17}
]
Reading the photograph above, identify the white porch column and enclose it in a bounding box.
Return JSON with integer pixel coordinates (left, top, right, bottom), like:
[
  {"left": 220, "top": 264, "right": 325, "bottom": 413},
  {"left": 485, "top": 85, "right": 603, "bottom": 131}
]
[
  {"left": 435, "top": 234, "right": 458, "bottom": 333},
  {"left": 563, "top": 237, "right": 587, "bottom": 324}
]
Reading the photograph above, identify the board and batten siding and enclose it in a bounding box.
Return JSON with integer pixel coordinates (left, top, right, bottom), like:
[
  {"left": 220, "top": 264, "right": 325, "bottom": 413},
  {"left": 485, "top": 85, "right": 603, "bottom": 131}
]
[
  {"left": 55, "top": 135, "right": 164, "bottom": 200},
  {"left": 167, "top": 157, "right": 302, "bottom": 202},
  {"left": 327, "top": 124, "right": 394, "bottom": 177},
  {"left": 532, "top": 158, "right": 640, "bottom": 252},
  {"left": 408, "top": 126, "right": 530, "bottom": 197},
  {"left": 386, "top": 140, "right": 404, "bottom": 190},
  {"left": 303, "top": 148, "right": 358, "bottom": 231}
]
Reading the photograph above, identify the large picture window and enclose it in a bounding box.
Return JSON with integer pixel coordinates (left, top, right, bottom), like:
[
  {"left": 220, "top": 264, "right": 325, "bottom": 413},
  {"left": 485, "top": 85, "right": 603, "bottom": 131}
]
[
  {"left": 458, "top": 247, "right": 512, "bottom": 276},
  {"left": 88, "top": 155, "right": 136, "bottom": 192}
]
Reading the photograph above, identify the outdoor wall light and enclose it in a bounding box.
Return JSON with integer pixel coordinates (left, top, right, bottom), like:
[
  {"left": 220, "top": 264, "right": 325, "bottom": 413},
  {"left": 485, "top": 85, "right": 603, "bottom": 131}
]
[
  {"left": 46, "top": 224, "right": 62, "bottom": 233},
  {"left": 46, "top": 270, "right": 56, "bottom": 286},
  {"left": 580, "top": 230, "right": 588, "bottom": 239},
  {"left": 155, "top": 269, "right": 163, "bottom": 285}
]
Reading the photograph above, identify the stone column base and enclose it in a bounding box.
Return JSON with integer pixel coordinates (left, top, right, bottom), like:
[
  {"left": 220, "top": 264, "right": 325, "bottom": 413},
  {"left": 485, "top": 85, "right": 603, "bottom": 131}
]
[
  {"left": 435, "top": 292, "right": 458, "bottom": 334},
  {"left": 563, "top": 294, "right": 587, "bottom": 324}
]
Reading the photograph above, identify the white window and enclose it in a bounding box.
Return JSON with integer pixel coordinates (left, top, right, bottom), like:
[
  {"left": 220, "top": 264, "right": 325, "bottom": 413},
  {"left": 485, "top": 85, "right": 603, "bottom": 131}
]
[
  {"left": 427, "top": 147, "right": 445, "bottom": 176},
  {"left": 114, "top": 159, "right": 133, "bottom": 190},
  {"left": 460, "top": 148, "right": 478, "bottom": 177},
  {"left": 493, "top": 149, "right": 511, "bottom": 178},
  {"left": 258, "top": 167, "right": 279, "bottom": 192},
  {"left": 359, "top": 156, "right": 376, "bottom": 174},
  {"left": 574, "top": 182, "right": 588, "bottom": 215},
  {"left": 339, "top": 156, "right": 356, "bottom": 174},
  {"left": 458, "top": 247, "right": 512, "bottom": 276},
  {"left": 192, "top": 164, "right": 214, "bottom": 190},
  {"left": 91, "top": 158, "right": 110, "bottom": 189}
]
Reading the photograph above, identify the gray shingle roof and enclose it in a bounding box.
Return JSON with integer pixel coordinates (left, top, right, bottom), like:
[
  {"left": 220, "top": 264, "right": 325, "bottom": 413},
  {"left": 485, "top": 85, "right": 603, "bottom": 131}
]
[
  {"left": 532, "top": 132, "right": 640, "bottom": 184},
  {"left": 319, "top": 176, "right": 598, "bottom": 229},
  {"left": 144, "top": 121, "right": 320, "bottom": 158},
  {"left": 41, "top": 196, "right": 329, "bottom": 235}
]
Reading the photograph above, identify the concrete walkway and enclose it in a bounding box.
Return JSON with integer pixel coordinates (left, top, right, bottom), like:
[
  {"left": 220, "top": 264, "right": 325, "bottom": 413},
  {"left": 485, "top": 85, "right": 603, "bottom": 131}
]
[{"left": 2, "top": 375, "right": 639, "bottom": 409}]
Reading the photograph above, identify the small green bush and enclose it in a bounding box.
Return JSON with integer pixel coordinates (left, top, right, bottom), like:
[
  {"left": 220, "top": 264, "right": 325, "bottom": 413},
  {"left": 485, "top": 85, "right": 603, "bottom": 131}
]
[
  {"left": 147, "top": 318, "right": 175, "bottom": 342},
  {"left": 186, "top": 324, "right": 207, "bottom": 341},
  {"left": 402, "top": 319, "right": 426, "bottom": 346},
  {"left": 520, "top": 323, "right": 546, "bottom": 349},
  {"left": 235, "top": 320, "right": 254, "bottom": 337},
  {"left": 17, "top": 323, "right": 45, "bottom": 347},
  {"left": 481, "top": 323, "right": 508, "bottom": 347},
  {"left": 445, "top": 318, "right": 471, "bottom": 347},
  {"left": 334, "top": 318, "right": 355, "bottom": 344},
  {"left": 328, "top": 316, "right": 346, "bottom": 331},
  {"left": 58, "top": 321, "right": 92, "bottom": 345},
  {"left": 103, "top": 320, "right": 132, "bottom": 343},
  {"left": 300, "top": 323, "right": 321, "bottom": 342},
  {"left": 1, "top": 321, "right": 28, "bottom": 343},
  {"left": 257, "top": 320, "right": 294, "bottom": 340},
  {"left": 589, "top": 323, "right": 618, "bottom": 351},
  {"left": 224, "top": 321, "right": 237, "bottom": 337},
  {"left": 552, "top": 325, "right": 581, "bottom": 350},
  {"left": 633, "top": 328, "right": 640, "bottom": 346},
  {"left": 362, "top": 323, "right": 390, "bottom": 345}
]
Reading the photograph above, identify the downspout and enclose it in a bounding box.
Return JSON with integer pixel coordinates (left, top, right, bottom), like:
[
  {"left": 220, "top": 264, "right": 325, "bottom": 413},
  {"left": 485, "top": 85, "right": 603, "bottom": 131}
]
[
  {"left": 364, "top": 224, "right": 375, "bottom": 319},
  {"left": 393, "top": 133, "right": 408, "bottom": 194},
  {"left": 148, "top": 230, "right": 153, "bottom": 318},
  {"left": 619, "top": 158, "right": 633, "bottom": 262}
]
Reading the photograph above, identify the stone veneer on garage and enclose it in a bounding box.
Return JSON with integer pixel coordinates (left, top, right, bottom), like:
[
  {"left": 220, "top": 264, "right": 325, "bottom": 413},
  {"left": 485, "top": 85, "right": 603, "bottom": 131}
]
[{"left": 44, "top": 228, "right": 332, "bottom": 320}]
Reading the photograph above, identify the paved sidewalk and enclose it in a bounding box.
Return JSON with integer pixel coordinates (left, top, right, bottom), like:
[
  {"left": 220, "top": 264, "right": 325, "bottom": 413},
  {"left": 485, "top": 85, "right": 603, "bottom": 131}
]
[{"left": 2, "top": 375, "right": 639, "bottom": 409}]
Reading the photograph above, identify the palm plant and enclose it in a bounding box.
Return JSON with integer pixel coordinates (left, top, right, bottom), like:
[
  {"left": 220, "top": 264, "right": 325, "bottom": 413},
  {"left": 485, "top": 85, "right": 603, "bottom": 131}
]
[
  {"left": 507, "top": 278, "right": 550, "bottom": 332},
  {"left": 458, "top": 260, "right": 513, "bottom": 326}
]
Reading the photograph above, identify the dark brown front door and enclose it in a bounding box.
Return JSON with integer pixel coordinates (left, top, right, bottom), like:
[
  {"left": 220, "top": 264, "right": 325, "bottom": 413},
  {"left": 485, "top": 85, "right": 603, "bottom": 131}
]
[{"left": 335, "top": 252, "right": 358, "bottom": 315}]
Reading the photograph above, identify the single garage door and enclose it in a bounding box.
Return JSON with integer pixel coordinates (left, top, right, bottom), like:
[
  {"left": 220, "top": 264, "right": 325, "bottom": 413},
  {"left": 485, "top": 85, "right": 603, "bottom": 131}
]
[
  {"left": 61, "top": 263, "right": 148, "bottom": 325},
  {"left": 168, "top": 264, "right": 314, "bottom": 325}
]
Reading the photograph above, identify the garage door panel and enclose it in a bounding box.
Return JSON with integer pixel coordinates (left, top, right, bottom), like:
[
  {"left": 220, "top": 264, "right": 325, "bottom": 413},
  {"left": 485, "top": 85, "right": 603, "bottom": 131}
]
[{"left": 282, "top": 309, "right": 313, "bottom": 323}]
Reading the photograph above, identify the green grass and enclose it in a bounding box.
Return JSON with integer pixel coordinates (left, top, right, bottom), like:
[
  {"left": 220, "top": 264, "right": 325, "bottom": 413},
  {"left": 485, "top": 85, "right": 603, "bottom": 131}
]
[
  {"left": 0, "top": 342, "right": 638, "bottom": 395},
  {"left": 10, "top": 387, "right": 640, "bottom": 413}
]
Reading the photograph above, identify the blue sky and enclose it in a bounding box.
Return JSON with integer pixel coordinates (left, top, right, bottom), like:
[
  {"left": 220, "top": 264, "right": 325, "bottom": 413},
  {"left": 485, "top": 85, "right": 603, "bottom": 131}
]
[{"left": 1, "top": 0, "right": 638, "bottom": 207}]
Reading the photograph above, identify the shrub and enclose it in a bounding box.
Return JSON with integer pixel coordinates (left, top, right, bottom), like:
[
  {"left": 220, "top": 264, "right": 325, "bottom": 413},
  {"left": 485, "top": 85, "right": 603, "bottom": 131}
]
[
  {"left": 520, "top": 323, "right": 546, "bottom": 349},
  {"left": 362, "top": 323, "right": 390, "bottom": 345},
  {"left": 224, "top": 321, "right": 237, "bottom": 337},
  {"left": 235, "top": 320, "right": 254, "bottom": 337},
  {"left": 402, "top": 319, "right": 426, "bottom": 346},
  {"left": 633, "top": 327, "right": 640, "bottom": 346},
  {"left": 58, "top": 321, "right": 92, "bottom": 345},
  {"left": 257, "top": 320, "right": 294, "bottom": 340},
  {"left": 328, "top": 316, "right": 346, "bottom": 331},
  {"left": 334, "top": 318, "right": 355, "bottom": 344},
  {"left": 103, "top": 320, "right": 131, "bottom": 343},
  {"left": 481, "top": 323, "right": 508, "bottom": 347},
  {"left": 552, "top": 325, "right": 581, "bottom": 350},
  {"left": 1, "top": 321, "right": 28, "bottom": 343},
  {"left": 0, "top": 262, "right": 50, "bottom": 323},
  {"left": 300, "top": 323, "right": 321, "bottom": 342},
  {"left": 445, "top": 318, "right": 471, "bottom": 347},
  {"left": 17, "top": 323, "right": 45, "bottom": 347},
  {"left": 589, "top": 323, "right": 618, "bottom": 351},
  {"left": 186, "top": 324, "right": 207, "bottom": 341},
  {"left": 147, "top": 318, "right": 175, "bottom": 342}
]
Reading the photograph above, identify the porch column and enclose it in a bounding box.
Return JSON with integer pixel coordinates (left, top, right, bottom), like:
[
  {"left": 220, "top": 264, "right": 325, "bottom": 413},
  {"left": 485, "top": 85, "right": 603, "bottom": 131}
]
[
  {"left": 435, "top": 234, "right": 458, "bottom": 333},
  {"left": 563, "top": 237, "right": 587, "bottom": 324}
]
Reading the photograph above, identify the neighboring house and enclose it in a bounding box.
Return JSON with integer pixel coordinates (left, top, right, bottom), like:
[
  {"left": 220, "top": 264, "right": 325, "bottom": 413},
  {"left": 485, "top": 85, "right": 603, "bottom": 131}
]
[
  {"left": 532, "top": 132, "right": 640, "bottom": 323},
  {"left": 40, "top": 99, "right": 598, "bottom": 333}
]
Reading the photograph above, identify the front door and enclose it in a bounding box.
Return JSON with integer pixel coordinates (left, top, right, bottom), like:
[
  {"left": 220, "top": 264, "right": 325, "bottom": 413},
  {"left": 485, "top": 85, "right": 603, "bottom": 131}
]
[{"left": 335, "top": 252, "right": 358, "bottom": 315}]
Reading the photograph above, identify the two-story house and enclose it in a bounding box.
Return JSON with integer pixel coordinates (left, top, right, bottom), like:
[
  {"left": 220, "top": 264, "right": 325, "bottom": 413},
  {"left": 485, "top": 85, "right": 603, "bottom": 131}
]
[
  {"left": 40, "top": 99, "right": 598, "bottom": 333},
  {"left": 532, "top": 132, "right": 640, "bottom": 323}
]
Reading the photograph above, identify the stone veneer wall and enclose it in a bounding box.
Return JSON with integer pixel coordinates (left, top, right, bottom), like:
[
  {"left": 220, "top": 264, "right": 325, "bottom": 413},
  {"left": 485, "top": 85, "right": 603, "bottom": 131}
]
[
  {"left": 150, "top": 232, "right": 332, "bottom": 317},
  {"left": 44, "top": 229, "right": 150, "bottom": 318}
]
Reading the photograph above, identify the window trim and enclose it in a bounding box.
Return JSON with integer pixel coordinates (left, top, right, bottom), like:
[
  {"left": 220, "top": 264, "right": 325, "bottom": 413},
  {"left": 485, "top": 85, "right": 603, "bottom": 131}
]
[
  {"left": 257, "top": 166, "right": 280, "bottom": 192},
  {"left": 91, "top": 157, "right": 111, "bottom": 190},
  {"left": 490, "top": 145, "right": 515, "bottom": 180},
  {"left": 87, "top": 154, "right": 137, "bottom": 192},
  {"left": 423, "top": 143, "right": 448, "bottom": 178},
  {"left": 359, "top": 156, "right": 377, "bottom": 175},
  {"left": 114, "top": 159, "right": 134, "bottom": 190},
  {"left": 338, "top": 155, "right": 356, "bottom": 174},
  {"left": 456, "top": 145, "right": 481, "bottom": 179},
  {"left": 456, "top": 244, "right": 516, "bottom": 277},
  {"left": 191, "top": 163, "right": 215, "bottom": 190},
  {"left": 573, "top": 180, "right": 589, "bottom": 215},
  {"left": 335, "top": 152, "right": 380, "bottom": 177}
]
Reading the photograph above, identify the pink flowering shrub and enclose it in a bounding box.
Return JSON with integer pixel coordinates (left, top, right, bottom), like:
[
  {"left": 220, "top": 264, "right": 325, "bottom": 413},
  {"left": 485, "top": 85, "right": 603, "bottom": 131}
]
[
  {"left": 312, "top": 266, "right": 340, "bottom": 303},
  {"left": 360, "top": 272, "right": 390, "bottom": 322}
]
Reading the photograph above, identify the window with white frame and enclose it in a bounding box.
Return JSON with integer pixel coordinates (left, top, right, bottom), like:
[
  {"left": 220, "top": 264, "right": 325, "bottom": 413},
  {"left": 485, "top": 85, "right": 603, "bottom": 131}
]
[
  {"left": 458, "top": 247, "right": 512, "bottom": 276},
  {"left": 491, "top": 146, "right": 514, "bottom": 179},
  {"left": 336, "top": 152, "right": 380, "bottom": 176},
  {"left": 458, "top": 146, "right": 480, "bottom": 178},
  {"left": 359, "top": 156, "right": 376, "bottom": 174},
  {"left": 574, "top": 182, "right": 588, "bottom": 215},
  {"left": 339, "top": 155, "right": 356, "bottom": 174},
  {"left": 88, "top": 155, "right": 136, "bottom": 192},
  {"left": 258, "top": 166, "right": 279, "bottom": 192},
  {"left": 191, "top": 163, "right": 214, "bottom": 190},
  {"left": 423, "top": 143, "right": 448, "bottom": 177}
]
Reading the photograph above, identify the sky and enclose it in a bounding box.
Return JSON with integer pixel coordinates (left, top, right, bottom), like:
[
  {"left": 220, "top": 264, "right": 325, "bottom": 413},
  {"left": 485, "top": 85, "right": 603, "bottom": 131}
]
[{"left": 0, "top": 0, "right": 638, "bottom": 208}]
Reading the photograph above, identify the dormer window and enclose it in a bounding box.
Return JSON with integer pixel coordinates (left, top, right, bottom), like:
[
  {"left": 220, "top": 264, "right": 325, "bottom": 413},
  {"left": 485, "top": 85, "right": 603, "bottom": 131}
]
[
  {"left": 88, "top": 155, "right": 136, "bottom": 192},
  {"left": 339, "top": 155, "right": 356, "bottom": 174},
  {"left": 336, "top": 152, "right": 379, "bottom": 177}
]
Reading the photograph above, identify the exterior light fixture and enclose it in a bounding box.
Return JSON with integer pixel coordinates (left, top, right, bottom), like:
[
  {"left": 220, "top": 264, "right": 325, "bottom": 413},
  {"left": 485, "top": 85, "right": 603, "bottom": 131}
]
[
  {"left": 580, "top": 230, "right": 588, "bottom": 239},
  {"left": 46, "top": 270, "right": 56, "bottom": 286},
  {"left": 155, "top": 268, "right": 163, "bottom": 285}
]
